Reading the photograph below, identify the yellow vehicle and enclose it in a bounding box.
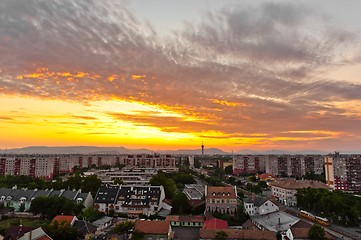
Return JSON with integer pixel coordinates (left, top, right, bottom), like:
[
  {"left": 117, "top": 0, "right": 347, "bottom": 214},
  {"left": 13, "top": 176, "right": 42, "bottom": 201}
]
[{"left": 299, "top": 210, "right": 330, "bottom": 226}]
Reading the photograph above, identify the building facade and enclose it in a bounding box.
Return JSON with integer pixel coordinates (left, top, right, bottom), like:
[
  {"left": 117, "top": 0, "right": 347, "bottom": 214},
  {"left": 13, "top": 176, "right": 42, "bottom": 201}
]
[
  {"left": 205, "top": 186, "right": 238, "bottom": 215},
  {"left": 265, "top": 155, "right": 324, "bottom": 177},
  {"left": 325, "top": 153, "right": 361, "bottom": 193},
  {"left": 232, "top": 155, "right": 262, "bottom": 175},
  {"left": 94, "top": 184, "right": 167, "bottom": 217},
  {"left": 0, "top": 154, "right": 178, "bottom": 179},
  {"left": 0, "top": 187, "right": 93, "bottom": 212},
  {"left": 270, "top": 179, "right": 330, "bottom": 206},
  {"left": 244, "top": 196, "right": 279, "bottom": 216}
]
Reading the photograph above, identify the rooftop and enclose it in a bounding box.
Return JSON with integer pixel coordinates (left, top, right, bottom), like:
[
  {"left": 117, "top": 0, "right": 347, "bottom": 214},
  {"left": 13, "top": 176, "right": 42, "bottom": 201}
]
[
  {"left": 206, "top": 186, "right": 236, "bottom": 199},
  {"left": 203, "top": 218, "right": 228, "bottom": 230},
  {"left": 244, "top": 196, "right": 268, "bottom": 207},
  {"left": 199, "top": 229, "right": 277, "bottom": 240},
  {"left": 134, "top": 220, "right": 170, "bottom": 235},
  {"left": 52, "top": 215, "right": 76, "bottom": 225},
  {"left": 269, "top": 179, "right": 329, "bottom": 190},
  {"left": 92, "top": 216, "right": 113, "bottom": 227},
  {"left": 166, "top": 215, "right": 205, "bottom": 223},
  {"left": 252, "top": 211, "right": 299, "bottom": 232}
]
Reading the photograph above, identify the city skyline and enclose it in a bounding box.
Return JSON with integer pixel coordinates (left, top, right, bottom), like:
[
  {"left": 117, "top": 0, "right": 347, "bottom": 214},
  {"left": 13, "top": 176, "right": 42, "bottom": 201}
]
[{"left": 1, "top": 0, "right": 361, "bottom": 151}]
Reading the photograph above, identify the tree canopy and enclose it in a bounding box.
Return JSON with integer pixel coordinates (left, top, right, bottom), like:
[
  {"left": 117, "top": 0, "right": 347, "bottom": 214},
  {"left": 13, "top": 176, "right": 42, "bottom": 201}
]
[
  {"left": 297, "top": 188, "right": 361, "bottom": 226},
  {"left": 114, "top": 220, "right": 135, "bottom": 234},
  {"left": 308, "top": 224, "right": 326, "bottom": 240},
  {"left": 43, "top": 220, "right": 80, "bottom": 240},
  {"left": 149, "top": 172, "right": 177, "bottom": 199},
  {"left": 30, "top": 196, "right": 83, "bottom": 219},
  {"left": 171, "top": 192, "right": 192, "bottom": 214}
]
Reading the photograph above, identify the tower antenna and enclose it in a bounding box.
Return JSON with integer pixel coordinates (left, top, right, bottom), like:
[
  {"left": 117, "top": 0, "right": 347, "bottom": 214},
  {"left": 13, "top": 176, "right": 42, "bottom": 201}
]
[{"left": 201, "top": 140, "right": 204, "bottom": 156}]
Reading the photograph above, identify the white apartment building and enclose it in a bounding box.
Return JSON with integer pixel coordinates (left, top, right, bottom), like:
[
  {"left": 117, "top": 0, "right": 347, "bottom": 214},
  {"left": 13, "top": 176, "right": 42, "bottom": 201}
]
[{"left": 270, "top": 179, "right": 329, "bottom": 206}]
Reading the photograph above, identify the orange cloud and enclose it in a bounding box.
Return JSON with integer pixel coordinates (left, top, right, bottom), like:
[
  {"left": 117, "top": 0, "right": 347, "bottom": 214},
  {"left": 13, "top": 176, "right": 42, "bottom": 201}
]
[
  {"left": 131, "top": 74, "right": 146, "bottom": 80},
  {"left": 16, "top": 68, "right": 99, "bottom": 81},
  {"left": 211, "top": 99, "right": 248, "bottom": 107}
]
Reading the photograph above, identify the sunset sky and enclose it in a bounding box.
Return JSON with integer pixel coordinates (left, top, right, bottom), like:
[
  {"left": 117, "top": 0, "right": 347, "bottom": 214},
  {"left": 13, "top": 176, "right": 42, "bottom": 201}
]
[{"left": 1, "top": 0, "right": 361, "bottom": 152}]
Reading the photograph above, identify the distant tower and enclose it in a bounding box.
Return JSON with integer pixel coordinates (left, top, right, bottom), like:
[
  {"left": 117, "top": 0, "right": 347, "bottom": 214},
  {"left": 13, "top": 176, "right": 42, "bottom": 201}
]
[{"left": 201, "top": 140, "right": 204, "bottom": 156}]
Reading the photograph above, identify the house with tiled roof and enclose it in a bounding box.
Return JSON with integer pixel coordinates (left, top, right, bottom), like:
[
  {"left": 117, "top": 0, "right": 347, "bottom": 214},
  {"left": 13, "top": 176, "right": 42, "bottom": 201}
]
[
  {"left": 203, "top": 218, "right": 228, "bottom": 230},
  {"left": 17, "top": 227, "right": 53, "bottom": 240},
  {"left": 52, "top": 215, "right": 78, "bottom": 226},
  {"left": 73, "top": 219, "right": 97, "bottom": 235},
  {"left": 269, "top": 179, "right": 330, "bottom": 206},
  {"left": 134, "top": 220, "right": 173, "bottom": 240},
  {"left": 244, "top": 196, "right": 279, "bottom": 216},
  {"left": 166, "top": 215, "right": 205, "bottom": 227},
  {"left": 205, "top": 186, "right": 237, "bottom": 215},
  {"left": 257, "top": 173, "right": 276, "bottom": 182},
  {"left": 4, "top": 226, "right": 37, "bottom": 240},
  {"left": 284, "top": 220, "right": 335, "bottom": 240},
  {"left": 199, "top": 229, "right": 276, "bottom": 240},
  {"left": 94, "top": 184, "right": 166, "bottom": 217}
]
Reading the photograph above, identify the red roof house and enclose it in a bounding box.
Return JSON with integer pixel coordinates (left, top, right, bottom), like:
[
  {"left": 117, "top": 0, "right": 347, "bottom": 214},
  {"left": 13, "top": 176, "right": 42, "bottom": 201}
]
[
  {"left": 52, "top": 215, "right": 78, "bottom": 226},
  {"left": 203, "top": 218, "right": 228, "bottom": 230}
]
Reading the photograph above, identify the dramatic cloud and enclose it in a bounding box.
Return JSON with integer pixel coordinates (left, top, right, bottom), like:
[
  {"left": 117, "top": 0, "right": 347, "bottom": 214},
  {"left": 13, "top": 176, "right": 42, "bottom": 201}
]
[{"left": 0, "top": 0, "right": 361, "bottom": 150}]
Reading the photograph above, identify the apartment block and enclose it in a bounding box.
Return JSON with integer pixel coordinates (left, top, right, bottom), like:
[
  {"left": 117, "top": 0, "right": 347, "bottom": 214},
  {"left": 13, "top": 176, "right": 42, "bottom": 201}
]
[
  {"left": 232, "top": 155, "right": 265, "bottom": 174},
  {"left": 94, "top": 184, "right": 167, "bottom": 217},
  {"left": 0, "top": 154, "right": 178, "bottom": 179},
  {"left": 325, "top": 153, "right": 361, "bottom": 193},
  {"left": 265, "top": 155, "right": 324, "bottom": 177},
  {"left": 119, "top": 154, "right": 176, "bottom": 168}
]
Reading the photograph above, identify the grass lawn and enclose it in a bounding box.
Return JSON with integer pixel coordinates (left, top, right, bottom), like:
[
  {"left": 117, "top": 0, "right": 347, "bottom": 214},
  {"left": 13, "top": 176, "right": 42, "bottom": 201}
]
[{"left": 0, "top": 217, "right": 50, "bottom": 230}]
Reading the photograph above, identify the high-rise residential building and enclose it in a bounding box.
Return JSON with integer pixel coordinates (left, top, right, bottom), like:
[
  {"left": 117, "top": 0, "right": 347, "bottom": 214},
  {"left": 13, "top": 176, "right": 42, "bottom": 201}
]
[
  {"left": 0, "top": 154, "right": 177, "bottom": 179},
  {"left": 325, "top": 153, "right": 361, "bottom": 193},
  {"left": 119, "top": 154, "right": 176, "bottom": 168},
  {"left": 233, "top": 155, "right": 324, "bottom": 177},
  {"left": 232, "top": 155, "right": 263, "bottom": 174},
  {"left": 265, "top": 155, "right": 324, "bottom": 177}
]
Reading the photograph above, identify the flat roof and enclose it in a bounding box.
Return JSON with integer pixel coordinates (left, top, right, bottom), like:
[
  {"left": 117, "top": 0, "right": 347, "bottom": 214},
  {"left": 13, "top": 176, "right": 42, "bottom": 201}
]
[{"left": 252, "top": 211, "right": 300, "bottom": 232}]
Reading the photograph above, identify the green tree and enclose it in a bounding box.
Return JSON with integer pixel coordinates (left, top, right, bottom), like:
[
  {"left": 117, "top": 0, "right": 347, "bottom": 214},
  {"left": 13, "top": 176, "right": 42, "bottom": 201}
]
[
  {"left": 132, "top": 230, "right": 145, "bottom": 240},
  {"left": 248, "top": 175, "right": 257, "bottom": 182},
  {"left": 82, "top": 175, "right": 102, "bottom": 196},
  {"left": 276, "top": 231, "right": 282, "bottom": 240},
  {"left": 114, "top": 220, "right": 135, "bottom": 234},
  {"left": 78, "top": 207, "right": 104, "bottom": 222},
  {"left": 226, "top": 176, "right": 236, "bottom": 185},
  {"left": 308, "top": 224, "right": 326, "bottom": 240},
  {"left": 215, "top": 230, "right": 228, "bottom": 240},
  {"left": 257, "top": 181, "right": 268, "bottom": 189},
  {"left": 108, "top": 208, "right": 115, "bottom": 217},
  {"left": 65, "top": 174, "right": 83, "bottom": 190},
  {"left": 150, "top": 172, "right": 177, "bottom": 199},
  {"left": 224, "top": 165, "right": 233, "bottom": 175},
  {"left": 114, "top": 178, "right": 124, "bottom": 185},
  {"left": 19, "top": 203, "right": 25, "bottom": 212},
  {"left": 44, "top": 220, "right": 80, "bottom": 240},
  {"left": 171, "top": 192, "right": 192, "bottom": 214},
  {"left": 30, "top": 196, "right": 82, "bottom": 219},
  {"left": 236, "top": 205, "right": 249, "bottom": 224}
]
